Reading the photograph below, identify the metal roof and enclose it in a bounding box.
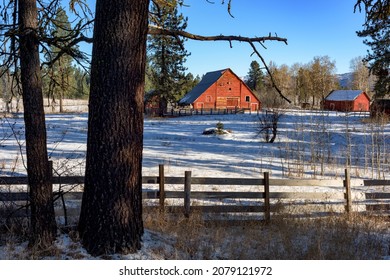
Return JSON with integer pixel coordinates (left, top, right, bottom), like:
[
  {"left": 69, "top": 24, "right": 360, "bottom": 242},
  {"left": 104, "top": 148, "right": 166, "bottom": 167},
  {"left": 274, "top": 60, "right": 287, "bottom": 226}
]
[
  {"left": 179, "top": 69, "right": 227, "bottom": 105},
  {"left": 325, "top": 90, "right": 365, "bottom": 101}
]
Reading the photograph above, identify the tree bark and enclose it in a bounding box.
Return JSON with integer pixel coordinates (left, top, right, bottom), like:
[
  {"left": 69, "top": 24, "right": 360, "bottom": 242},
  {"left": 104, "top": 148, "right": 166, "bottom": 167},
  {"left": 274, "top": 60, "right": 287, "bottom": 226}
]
[
  {"left": 18, "top": 0, "right": 57, "bottom": 248},
  {"left": 78, "top": 0, "right": 149, "bottom": 256}
]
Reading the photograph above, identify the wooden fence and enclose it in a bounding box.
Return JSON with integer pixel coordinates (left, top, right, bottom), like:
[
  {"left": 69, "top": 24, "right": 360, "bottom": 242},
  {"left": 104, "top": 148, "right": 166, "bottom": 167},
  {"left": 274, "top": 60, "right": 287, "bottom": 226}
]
[
  {"left": 163, "top": 108, "right": 255, "bottom": 117},
  {"left": 1, "top": 165, "right": 390, "bottom": 223}
]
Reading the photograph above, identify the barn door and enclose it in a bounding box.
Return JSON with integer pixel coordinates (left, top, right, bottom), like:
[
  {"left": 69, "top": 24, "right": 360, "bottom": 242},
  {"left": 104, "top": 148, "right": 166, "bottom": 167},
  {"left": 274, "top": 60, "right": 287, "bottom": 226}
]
[
  {"left": 227, "top": 98, "right": 239, "bottom": 108},
  {"left": 251, "top": 103, "right": 258, "bottom": 111}
]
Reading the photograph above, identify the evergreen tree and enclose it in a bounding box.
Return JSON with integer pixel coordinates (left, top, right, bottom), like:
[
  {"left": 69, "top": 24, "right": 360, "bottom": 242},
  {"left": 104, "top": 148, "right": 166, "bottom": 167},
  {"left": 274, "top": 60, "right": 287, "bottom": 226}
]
[
  {"left": 45, "top": 7, "right": 75, "bottom": 111},
  {"left": 71, "top": 67, "right": 90, "bottom": 99},
  {"left": 144, "top": 62, "right": 154, "bottom": 93},
  {"left": 246, "top": 60, "right": 264, "bottom": 92},
  {"left": 355, "top": 0, "right": 390, "bottom": 97},
  {"left": 180, "top": 72, "right": 200, "bottom": 98},
  {"left": 78, "top": 0, "right": 149, "bottom": 256},
  {"left": 148, "top": 0, "right": 189, "bottom": 116},
  {"left": 0, "top": 68, "right": 13, "bottom": 112},
  {"left": 19, "top": 0, "right": 57, "bottom": 249},
  {"left": 296, "top": 66, "right": 312, "bottom": 105}
]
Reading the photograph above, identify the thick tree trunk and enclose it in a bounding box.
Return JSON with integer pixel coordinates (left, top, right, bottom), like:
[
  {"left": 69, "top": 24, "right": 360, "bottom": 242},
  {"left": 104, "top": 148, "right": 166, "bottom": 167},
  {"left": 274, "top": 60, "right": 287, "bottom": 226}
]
[
  {"left": 78, "top": 0, "right": 149, "bottom": 256},
  {"left": 18, "top": 0, "right": 57, "bottom": 248}
]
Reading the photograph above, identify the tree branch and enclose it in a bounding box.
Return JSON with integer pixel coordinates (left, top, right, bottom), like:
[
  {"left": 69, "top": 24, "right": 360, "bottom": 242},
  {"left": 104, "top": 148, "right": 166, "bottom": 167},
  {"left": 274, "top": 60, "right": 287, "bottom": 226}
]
[
  {"left": 149, "top": 25, "right": 291, "bottom": 103},
  {"left": 248, "top": 41, "right": 291, "bottom": 103},
  {"left": 149, "top": 25, "right": 288, "bottom": 45}
]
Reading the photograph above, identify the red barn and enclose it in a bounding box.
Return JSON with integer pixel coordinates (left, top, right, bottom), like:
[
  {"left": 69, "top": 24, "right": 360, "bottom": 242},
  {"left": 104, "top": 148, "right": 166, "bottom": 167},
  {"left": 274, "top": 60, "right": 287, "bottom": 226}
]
[
  {"left": 323, "top": 90, "right": 370, "bottom": 112},
  {"left": 179, "top": 68, "right": 261, "bottom": 111}
]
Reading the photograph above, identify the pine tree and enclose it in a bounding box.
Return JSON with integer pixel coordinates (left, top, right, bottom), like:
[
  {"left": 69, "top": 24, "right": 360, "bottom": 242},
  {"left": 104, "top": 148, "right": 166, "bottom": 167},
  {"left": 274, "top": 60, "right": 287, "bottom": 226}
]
[
  {"left": 19, "top": 0, "right": 57, "bottom": 249},
  {"left": 78, "top": 0, "right": 149, "bottom": 256},
  {"left": 148, "top": 0, "right": 189, "bottom": 116},
  {"left": 71, "top": 67, "right": 90, "bottom": 99},
  {"left": 45, "top": 7, "right": 75, "bottom": 111},
  {"left": 355, "top": 0, "right": 390, "bottom": 97},
  {"left": 180, "top": 73, "right": 200, "bottom": 98},
  {"left": 0, "top": 68, "right": 13, "bottom": 112},
  {"left": 246, "top": 60, "right": 264, "bottom": 92}
]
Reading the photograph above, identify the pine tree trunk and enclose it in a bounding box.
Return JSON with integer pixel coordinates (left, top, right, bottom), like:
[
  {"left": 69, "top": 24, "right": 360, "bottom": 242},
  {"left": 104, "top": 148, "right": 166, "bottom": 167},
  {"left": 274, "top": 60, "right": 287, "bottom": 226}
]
[
  {"left": 18, "top": 0, "right": 57, "bottom": 248},
  {"left": 78, "top": 0, "right": 149, "bottom": 256},
  {"left": 59, "top": 92, "right": 63, "bottom": 113}
]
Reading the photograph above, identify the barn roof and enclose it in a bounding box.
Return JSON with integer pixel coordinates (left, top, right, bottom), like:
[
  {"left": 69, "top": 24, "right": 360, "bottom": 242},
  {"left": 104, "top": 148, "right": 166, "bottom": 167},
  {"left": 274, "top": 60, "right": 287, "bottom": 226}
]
[
  {"left": 325, "top": 90, "right": 367, "bottom": 101},
  {"left": 179, "top": 69, "right": 227, "bottom": 105}
]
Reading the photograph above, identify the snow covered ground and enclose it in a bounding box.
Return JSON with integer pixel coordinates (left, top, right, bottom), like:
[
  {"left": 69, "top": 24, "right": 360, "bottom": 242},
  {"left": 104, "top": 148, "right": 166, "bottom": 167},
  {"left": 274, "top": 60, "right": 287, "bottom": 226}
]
[
  {"left": 1, "top": 109, "right": 389, "bottom": 180},
  {"left": 1, "top": 110, "right": 390, "bottom": 260}
]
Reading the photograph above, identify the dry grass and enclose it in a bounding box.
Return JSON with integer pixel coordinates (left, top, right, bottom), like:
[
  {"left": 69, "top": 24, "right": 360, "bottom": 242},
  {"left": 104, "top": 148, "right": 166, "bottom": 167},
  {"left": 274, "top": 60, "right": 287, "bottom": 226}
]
[
  {"left": 143, "top": 207, "right": 390, "bottom": 260},
  {"left": 1, "top": 185, "right": 389, "bottom": 260},
  {"left": 1, "top": 206, "right": 389, "bottom": 259}
]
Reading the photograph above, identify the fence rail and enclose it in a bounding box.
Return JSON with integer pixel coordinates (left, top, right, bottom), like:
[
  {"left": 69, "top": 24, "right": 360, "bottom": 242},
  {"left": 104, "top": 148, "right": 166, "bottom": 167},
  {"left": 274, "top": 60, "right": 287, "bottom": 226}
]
[
  {"left": 1, "top": 165, "right": 390, "bottom": 222},
  {"left": 162, "top": 108, "right": 256, "bottom": 117}
]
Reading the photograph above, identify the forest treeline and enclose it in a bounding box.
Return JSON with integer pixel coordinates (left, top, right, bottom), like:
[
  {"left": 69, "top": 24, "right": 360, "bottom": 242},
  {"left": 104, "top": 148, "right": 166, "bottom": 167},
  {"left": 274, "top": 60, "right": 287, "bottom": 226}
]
[
  {"left": 0, "top": 53, "right": 376, "bottom": 112},
  {"left": 246, "top": 56, "right": 377, "bottom": 108}
]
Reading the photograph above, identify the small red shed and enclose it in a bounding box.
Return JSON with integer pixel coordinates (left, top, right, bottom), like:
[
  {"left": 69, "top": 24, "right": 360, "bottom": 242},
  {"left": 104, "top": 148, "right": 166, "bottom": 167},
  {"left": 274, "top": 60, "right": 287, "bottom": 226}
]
[
  {"left": 323, "top": 90, "right": 370, "bottom": 112},
  {"left": 179, "top": 68, "right": 261, "bottom": 111}
]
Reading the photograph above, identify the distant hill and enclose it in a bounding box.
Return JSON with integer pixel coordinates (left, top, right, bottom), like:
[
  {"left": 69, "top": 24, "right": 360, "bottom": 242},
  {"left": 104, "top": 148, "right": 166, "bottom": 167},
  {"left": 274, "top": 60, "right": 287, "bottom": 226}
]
[{"left": 337, "top": 72, "right": 353, "bottom": 89}]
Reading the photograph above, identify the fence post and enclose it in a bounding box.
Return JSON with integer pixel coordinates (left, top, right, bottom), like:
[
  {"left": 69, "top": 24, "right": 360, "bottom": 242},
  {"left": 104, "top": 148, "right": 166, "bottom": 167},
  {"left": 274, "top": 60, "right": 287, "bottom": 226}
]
[
  {"left": 344, "top": 168, "right": 352, "bottom": 214},
  {"left": 264, "top": 172, "right": 271, "bottom": 223},
  {"left": 184, "top": 171, "right": 192, "bottom": 218},
  {"left": 159, "top": 164, "right": 165, "bottom": 211}
]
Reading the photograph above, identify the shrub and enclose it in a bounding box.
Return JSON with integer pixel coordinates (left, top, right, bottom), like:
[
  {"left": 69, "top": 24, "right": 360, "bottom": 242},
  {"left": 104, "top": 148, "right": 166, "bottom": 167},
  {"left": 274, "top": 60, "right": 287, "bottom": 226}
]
[
  {"left": 216, "top": 121, "right": 224, "bottom": 135},
  {"left": 256, "top": 110, "right": 283, "bottom": 143}
]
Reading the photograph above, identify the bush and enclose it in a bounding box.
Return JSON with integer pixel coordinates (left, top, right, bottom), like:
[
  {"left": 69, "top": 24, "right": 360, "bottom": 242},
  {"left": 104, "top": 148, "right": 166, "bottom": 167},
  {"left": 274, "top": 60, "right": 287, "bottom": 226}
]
[
  {"left": 256, "top": 110, "right": 283, "bottom": 143},
  {"left": 216, "top": 122, "right": 224, "bottom": 135}
]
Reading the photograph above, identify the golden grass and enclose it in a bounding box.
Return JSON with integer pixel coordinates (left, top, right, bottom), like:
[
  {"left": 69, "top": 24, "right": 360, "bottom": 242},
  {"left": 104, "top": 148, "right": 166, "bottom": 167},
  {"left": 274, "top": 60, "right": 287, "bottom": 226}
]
[
  {"left": 1, "top": 205, "right": 389, "bottom": 259},
  {"left": 143, "top": 207, "right": 390, "bottom": 260}
]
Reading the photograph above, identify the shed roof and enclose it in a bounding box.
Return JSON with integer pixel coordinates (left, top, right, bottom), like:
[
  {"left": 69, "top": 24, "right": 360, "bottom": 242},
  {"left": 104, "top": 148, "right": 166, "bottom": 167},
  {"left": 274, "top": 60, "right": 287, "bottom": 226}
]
[
  {"left": 325, "top": 90, "right": 367, "bottom": 101},
  {"left": 179, "top": 69, "right": 227, "bottom": 105}
]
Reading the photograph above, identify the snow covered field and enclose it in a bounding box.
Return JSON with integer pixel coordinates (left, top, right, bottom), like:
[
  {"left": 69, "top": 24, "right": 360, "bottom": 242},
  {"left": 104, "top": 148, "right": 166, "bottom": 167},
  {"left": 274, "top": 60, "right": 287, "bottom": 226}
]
[
  {"left": 1, "top": 110, "right": 389, "bottom": 180},
  {"left": 1, "top": 110, "right": 390, "bottom": 260}
]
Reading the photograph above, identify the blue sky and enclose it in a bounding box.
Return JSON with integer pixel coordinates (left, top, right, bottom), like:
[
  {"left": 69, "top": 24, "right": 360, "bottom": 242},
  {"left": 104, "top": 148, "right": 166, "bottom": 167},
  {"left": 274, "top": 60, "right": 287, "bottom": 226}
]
[
  {"left": 75, "top": 0, "right": 367, "bottom": 77},
  {"left": 178, "top": 0, "right": 368, "bottom": 77}
]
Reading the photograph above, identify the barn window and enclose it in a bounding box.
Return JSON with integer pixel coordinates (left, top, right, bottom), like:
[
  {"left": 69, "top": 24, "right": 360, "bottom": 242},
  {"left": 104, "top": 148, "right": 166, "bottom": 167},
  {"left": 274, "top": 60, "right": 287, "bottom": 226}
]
[
  {"left": 245, "top": 96, "right": 250, "bottom": 102},
  {"left": 206, "top": 95, "right": 212, "bottom": 102}
]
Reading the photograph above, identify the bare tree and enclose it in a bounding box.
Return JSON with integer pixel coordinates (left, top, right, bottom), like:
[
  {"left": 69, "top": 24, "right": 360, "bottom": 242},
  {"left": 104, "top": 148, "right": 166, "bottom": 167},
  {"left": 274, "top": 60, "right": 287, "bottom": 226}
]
[
  {"left": 256, "top": 110, "right": 284, "bottom": 143},
  {"left": 350, "top": 56, "right": 375, "bottom": 95},
  {"left": 264, "top": 62, "right": 294, "bottom": 107},
  {"left": 309, "top": 56, "right": 338, "bottom": 107}
]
